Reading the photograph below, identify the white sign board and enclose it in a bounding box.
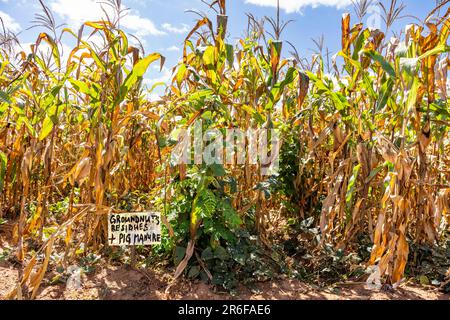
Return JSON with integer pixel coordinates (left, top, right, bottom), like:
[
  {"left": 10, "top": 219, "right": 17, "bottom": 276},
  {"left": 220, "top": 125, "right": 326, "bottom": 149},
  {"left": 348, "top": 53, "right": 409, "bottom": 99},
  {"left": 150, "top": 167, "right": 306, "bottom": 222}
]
[{"left": 108, "top": 212, "right": 161, "bottom": 246}]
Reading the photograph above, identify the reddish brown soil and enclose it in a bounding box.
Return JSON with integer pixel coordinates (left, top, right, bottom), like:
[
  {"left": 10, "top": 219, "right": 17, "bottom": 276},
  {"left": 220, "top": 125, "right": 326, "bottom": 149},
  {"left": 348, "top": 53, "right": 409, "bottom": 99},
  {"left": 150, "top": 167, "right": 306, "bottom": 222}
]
[{"left": 0, "top": 263, "right": 448, "bottom": 300}]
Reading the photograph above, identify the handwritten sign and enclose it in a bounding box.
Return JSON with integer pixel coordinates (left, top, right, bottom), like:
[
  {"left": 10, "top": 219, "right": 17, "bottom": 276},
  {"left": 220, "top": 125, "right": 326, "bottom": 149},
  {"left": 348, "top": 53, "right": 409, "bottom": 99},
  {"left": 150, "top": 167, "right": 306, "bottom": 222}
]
[{"left": 108, "top": 212, "right": 161, "bottom": 246}]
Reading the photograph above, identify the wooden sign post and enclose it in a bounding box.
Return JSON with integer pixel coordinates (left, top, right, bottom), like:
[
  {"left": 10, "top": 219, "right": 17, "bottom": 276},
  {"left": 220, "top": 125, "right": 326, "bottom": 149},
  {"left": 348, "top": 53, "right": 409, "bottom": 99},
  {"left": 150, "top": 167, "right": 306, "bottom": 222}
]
[{"left": 108, "top": 212, "right": 161, "bottom": 246}]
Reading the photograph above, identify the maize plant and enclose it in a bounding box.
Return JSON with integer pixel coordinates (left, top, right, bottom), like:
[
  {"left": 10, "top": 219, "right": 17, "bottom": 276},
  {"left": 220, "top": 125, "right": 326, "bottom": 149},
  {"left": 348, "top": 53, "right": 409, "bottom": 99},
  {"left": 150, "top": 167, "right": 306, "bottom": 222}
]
[{"left": 303, "top": 7, "right": 450, "bottom": 285}]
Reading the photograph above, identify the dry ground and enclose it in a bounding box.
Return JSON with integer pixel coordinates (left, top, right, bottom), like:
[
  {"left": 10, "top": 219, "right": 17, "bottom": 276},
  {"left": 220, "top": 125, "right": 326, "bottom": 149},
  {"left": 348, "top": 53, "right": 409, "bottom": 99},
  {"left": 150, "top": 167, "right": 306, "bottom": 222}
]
[
  {"left": 0, "top": 262, "right": 448, "bottom": 300},
  {"left": 0, "top": 223, "right": 449, "bottom": 301}
]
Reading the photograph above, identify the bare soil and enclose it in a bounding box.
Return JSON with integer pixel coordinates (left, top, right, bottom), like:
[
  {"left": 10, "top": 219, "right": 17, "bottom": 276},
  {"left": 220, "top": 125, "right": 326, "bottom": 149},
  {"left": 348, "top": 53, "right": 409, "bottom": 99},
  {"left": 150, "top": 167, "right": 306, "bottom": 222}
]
[{"left": 0, "top": 262, "right": 448, "bottom": 300}]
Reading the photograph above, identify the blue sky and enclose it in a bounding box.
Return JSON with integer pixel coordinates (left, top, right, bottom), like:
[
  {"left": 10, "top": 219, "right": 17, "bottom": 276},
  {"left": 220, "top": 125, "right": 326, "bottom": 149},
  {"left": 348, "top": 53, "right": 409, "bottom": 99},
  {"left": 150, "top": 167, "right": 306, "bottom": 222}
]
[{"left": 0, "top": 0, "right": 440, "bottom": 93}]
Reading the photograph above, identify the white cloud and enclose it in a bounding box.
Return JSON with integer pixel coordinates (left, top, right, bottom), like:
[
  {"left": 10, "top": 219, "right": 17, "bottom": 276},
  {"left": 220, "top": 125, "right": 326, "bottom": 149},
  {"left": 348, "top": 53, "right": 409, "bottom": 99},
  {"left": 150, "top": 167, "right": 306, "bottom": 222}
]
[
  {"left": 244, "top": 0, "right": 352, "bottom": 13},
  {"left": 162, "top": 23, "right": 190, "bottom": 34},
  {"left": 143, "top": 67, "right": 172, "bottom": 87},
  {"left": 50, "top": 0, "right": 108, "bottom": 24},
  {"left": 166, "top": 45, "right": 180, "bottom": 52},
  {"left": 0, "top": 10, "right": 21, "bottom": 32},
  {"left": 122, "top": 14, "right": 166, "bottom": 37},
  {"left": 49, "top": 0, "right": 165, "bottom": 36}
]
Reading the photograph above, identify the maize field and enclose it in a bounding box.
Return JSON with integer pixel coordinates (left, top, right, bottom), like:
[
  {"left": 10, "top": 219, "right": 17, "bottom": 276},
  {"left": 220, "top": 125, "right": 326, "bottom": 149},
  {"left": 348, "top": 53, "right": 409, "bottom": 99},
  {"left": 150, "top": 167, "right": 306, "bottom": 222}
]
[{"left": 0, "top": 0, "right": 449, "bottom": 300}]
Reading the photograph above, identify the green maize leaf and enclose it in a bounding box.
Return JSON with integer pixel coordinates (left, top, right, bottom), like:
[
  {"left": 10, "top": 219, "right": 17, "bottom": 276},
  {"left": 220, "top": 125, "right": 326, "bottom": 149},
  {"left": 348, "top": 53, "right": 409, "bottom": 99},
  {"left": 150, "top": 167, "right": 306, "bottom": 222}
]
[
  {"left": 34, "top": 54, "right": 58, "bottom": 81},
  {"left": 84, "top": 21, "right": 112, "bottom": 30},
  {"left": 270, "top": 40, "right": 283, "bottom": 57},
  {"left": 364, "top": 50, "right": 396, "bottom": 78},
  {"left": 268, "top": 67, "right": 297, "bottom": 108},
  {"left": 80, "top": 42, "right": 107, "bottom": 72},
  {"left": 148, "top": 82, "right": 166, "bottom": 93},
  {"left": 203, "top": 46, "right": 216, "bottom": 68},
  {"left": 189, "top": 176, "right": 214, "bottom": 237},
  {"left": 177, "top": 64, "right": 188, "bottom": 88},
  {"left": 11, "top": 104, "right": 25, "bottom": 117},
  {"left": 225, "top": 43, "right": 234, "bottom": 67},
  {"left": 430, "top": 102, "right": 450, "bottom": 118},
  {"left": 117, "top": 30, "right": 129, "bottom": 57},
  {"left": 6, "top": 85, "right": 21, "bottom": 96},
  {"left": 188, "top": 89, "right": 213, "bottom": 102},
  {"left": 41, "top": 85, "right": 63, "bottom": 111},
  {"left": 376, "top": 77, "right": 394, "bottom": 111},
  {"left": 418, "top": 44, "right": 449, "bottom": 60},
  {"left": 338, "top": 51, "right": 362, "bottom": 70},
  {"left": 346, "top": 164, "right": 361, "bottom": 206},
  {"left": 36, "top": 32, "right": 61, "bottom": 69},
  {"left": 17, "top": 116, "right": 36, "bottom": 138},
  {"left": 0, "top": 91, "right": 12, "bottom": 105},
  {"left": 70, "top": 79, "right": 99, "bottom": 100},
  {"left": 406, "top": 78, "right": 420, "bottom": 114},
  {"left": 118, "top": 53, "right": 163, "bottom": 103},
  {"left": 309, "top": 76, "right": 349, "bottom": 112},
  {"left": 352, "top": 29, "right": 370, "bottom": 61},
  {"left": 362, "top": 74, "right": 377, "bottom": 100},
  {"left": 39, "top": 116, "right": 54, "bottom": 141},
  {"left": 0, "top": 151, "right": 6, "bottom": 193}
]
